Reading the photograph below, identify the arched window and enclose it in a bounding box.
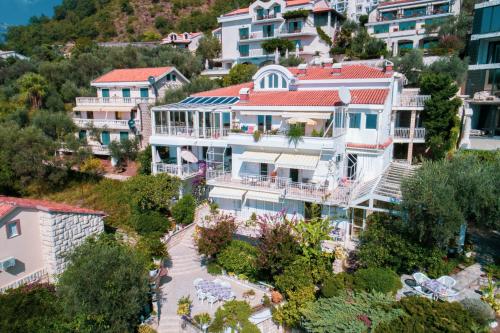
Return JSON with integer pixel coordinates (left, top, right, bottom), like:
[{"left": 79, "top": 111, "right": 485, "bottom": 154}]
[
  {"left": 268, "top": 74, "right": 278, "bottom": 88},
  {"left": 260, "top": 78, "right": 265, "bottom": 89},
  {"left": 282, "top": 76, "right": 287, "bottom": 88}
]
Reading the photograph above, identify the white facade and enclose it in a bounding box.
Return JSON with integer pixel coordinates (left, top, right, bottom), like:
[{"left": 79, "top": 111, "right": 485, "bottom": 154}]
[
  {"left": 215, "top": 0, "right": 343, "bottom": 69},
  {"left": 366, "top": 0, "right": 461, "bottom": 56},
  {"left": 331, "top": 0, "right": 379, "bottom": 21},
  {"left": 160, "top": 32, "right": 204, "bottom": 52},
  {"left": 73, "top": 67, "right": 189, "bottom": 155}
]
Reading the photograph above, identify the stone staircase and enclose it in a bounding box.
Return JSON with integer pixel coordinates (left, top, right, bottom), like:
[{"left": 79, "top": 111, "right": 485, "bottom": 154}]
[{"left": 373, "top": 162, "right": 417, "bottom": 199}]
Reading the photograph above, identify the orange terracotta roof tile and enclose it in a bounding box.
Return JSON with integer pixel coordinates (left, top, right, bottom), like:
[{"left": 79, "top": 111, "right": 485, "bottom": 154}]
[
  {"left": 240, "top": 89, "right": 389, "bottom": 106},
  {"left": 288, "top": 64, "right": 393, "bottom": 80},
  {"left": 0, "top": 196, "right": 105, "bottom": 219},
  {"left": 223, "top": 7, "right": 250, "bottom": 16},
  {"left": 93, "top": 67, "right": 173, "bottom": 83},
  {"left": 286, "top": 0, "right": 312, "bottom": 6},
  {"left": 193, "top": 82, "right": 254, "bottom": 97},
  {"left": 347, "top": 138, "right": 393, "bottom": 149}
]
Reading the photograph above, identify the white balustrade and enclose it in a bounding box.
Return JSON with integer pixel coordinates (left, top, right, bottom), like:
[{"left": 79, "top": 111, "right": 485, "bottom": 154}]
[
  {"left": 153, "top": 163, "right": 200, "bottom": 177},
  {"left": 394, "top": 127, "right": 426, "bottom": 139},
  {"left": 73, "top": 118, "right": 138, "bottom": 129},
  {"left": 414, "top": 127, "right": 426, "bottom": 139},
  {"left": 155, "top": 126, "right": 229, "bottom": 139},
  {"left": 396, "top": 95, "right": 431, "bottom": 107},
  {"left": 75, "top": 96, "right": 156, "bottom": 106}
]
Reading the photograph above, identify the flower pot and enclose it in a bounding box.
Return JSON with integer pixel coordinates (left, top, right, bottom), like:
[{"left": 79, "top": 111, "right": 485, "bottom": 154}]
[{"left": 271, "top": 291, "right": 283, "bottom": 304}]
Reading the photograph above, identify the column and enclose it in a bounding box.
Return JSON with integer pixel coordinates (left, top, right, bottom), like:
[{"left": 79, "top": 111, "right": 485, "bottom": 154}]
[
  {"left": 176, "top": 146, "right": 182, "bottom": 177},
  {"left": 151, "top": 145, "right": 157, "bottom": 174},
  {"left": 194, "top": 111, "right": 199, "bottom": 138},
  {"left": 219, "top": 112, "right": 223, "bottom": 137},
  {"left": 185, "top": 111, "right": 189, "bottom": 135},
  {"left": 202, "top": 112, "right": 206, "bottom": 138},
  {"left": 407, "top": 109, "right": 416, "bottom": 164},
  {"left": 460, "top": 104, "right": 473, "bottom": 148},
  {"left": 167, "top": 111, "right": 171, "bottom": 136}
]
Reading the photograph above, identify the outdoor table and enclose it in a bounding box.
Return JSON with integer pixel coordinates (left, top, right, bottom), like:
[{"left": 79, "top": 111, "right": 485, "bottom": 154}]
[
  {"left": 198, "top": 279, "right": 232, "bottom": 300},
  {"left": 422, "top": 279, "right": 450, "bottom": 299}
]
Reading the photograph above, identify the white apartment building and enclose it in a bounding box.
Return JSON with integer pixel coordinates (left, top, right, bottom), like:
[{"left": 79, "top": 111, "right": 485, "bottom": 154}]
[
  {"left": 331, "top": 0, "right": 379, "bottom": 21},
  {"left": 150, "top": 62, "right": 429, "bottom": 240},
  {"left": 160, "top": 32, "right": 203, "bottom": 52},
  {"left": 214, "top": 0, "right": 343, "bottom": 70},
  {"left": 73, "top": 67, "right": 189, "bottom": 155},
  {"left": 366, "top": 0, "right": 461, "bottom": 56}
]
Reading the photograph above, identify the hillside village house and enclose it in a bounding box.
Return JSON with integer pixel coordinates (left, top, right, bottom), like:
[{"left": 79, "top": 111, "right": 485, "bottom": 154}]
[
  {"left": 331, "top": 0, "right": 379, "bottom": 21},
  {"left": 149, "top": 62, "right": 432, "bottom": 242},
  {"left": 210, "top": 0, "right": 343, "bottom": 73},
  {"left": 73, "top": 67, "right": 189, "bottom": 155},
  {"left": 160, "top": 32, "right": 204, "bottom": 52},
  {"left": 366, "top": 0, "right": 461, "bottom": 56},
  {"left": 0, "top": 197, "right": 104, "bottom": 292}
]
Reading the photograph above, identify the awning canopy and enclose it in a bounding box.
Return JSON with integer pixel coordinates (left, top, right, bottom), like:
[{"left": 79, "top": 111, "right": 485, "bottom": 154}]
[
  {"left": 209, "top": 187, "right": 246, "bottom": 201},
  {"left": 282, "top": 112, "right": 331, "bottom": 120},
  {"left": 246, "top": 191, "right": 281, "bottom": 203},
  {"left": 239, "top": 151, "right": 280, "bottom": 164},
  {"left": 287, "top": 117, "right": 317, "bottom": 126},
  {"left": 181, "top": 150, "right": 198, "bottom": 163},
  {"left": 73, "top": 106, "right": 134, "bottom": 112},
  {"left": 275, "top": 153, "right": 320, "bottom": 170}
]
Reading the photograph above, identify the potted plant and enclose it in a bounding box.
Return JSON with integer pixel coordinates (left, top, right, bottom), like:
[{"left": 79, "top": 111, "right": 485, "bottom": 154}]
[
  {"left": 287, "top": 125, "right": 304, "bottom": 147},
  {"left": 271, "top": 290, "right": 283, "bottom": 304},
  {"left": 177, "top": 296, "right": 192, "bottom": 317},
  {"left": 253, "top": 130, "right": 262, "bottom": 142},
  {"left": 148, "top": 262, "right": 159, "bottom": 277},
  {"left": 243, "top": 289, "right": 256, "bottom": 300}
]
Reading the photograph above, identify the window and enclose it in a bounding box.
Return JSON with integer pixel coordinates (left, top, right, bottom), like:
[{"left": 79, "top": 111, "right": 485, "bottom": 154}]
[
  {"left": 265, "top": 115, "right": 272, "bottom": 131},
  {"left": 487, "top": 41, "right": 500, "bottom": 64},
  {"left": 288, "top": 20, "right": 302, "bottom": 33},
  {"left": 140, "top": 88, "right": 149, "bottom": 98},
  {"left": 381, "top": 11, "right": 396, "bottom": 20},
  {"left": 122, "top": 88, "right": 131, "bottom": 98},
  {"left": 263, "top": 24, "right": 274, "bottom": 37},
  {"left": 79, "top": 130, "right": 87, "bottom": 141},
  {"left": 239, "top": 27, "right": 249, "bottom": 39},
  {"left": 260, "top": 78, "right": 265, "bottom": 89},
  {"left": 365, "top": 114, "right": 378, "bottom": 129},
  {"left": 294, "top": 40, "right": 302, "bottom": 51},
  {"left": 282, "top": 77, "right": 287, "bottom": 88},
  {"left": 349, "top": 113, "right": 361, "bottom": 128},
  {"left": 6, "top": 220, "right": 21, "bottom": 238},
  {"left": 166, "top": 74, "right": 171, "bottom": 80},
  {"left": 399, "top": 21, "right": 416, "bottom": 31},
  {"left": 260, "top": 163, "right": 268, "bottom": 176},
  {"left": 314, "top": 12, "right": 328, "bottom": 27},
  {"left": 403, "top": 7, "right": 426, "bottom": 17},
  {"left": 87, "top": 111, "right": 94, "bottom": 119},
  {"left": 239, "top": 45, "right": 249, "bottom": 57},
  {"left": 115, "top": 112, "right": 123, "bottom": 120},
  {"left": 101, "top": 131, "right": 110, "bottom": 145},
  {"left": 120, "top": 131, "right": 129, "bottom": 142},
  {"left": 101, "top": 89, "right": 110, "bottom": 98},
  {"left": 172, "top": 74, "right": 176, "bottom": 81},
  {"left": 274, "top": 5, "right": 281, "bottom": 14},
  {"left": 374, "top": 24, "right": 389, "bottom": 34},
  {"left": 256, "top": 8, "right": 264, "bottom": 19},
  {"left": 268, "top": 74, "right": 279, "bottom": 88},
  {"left": 257, "top": 115, "right": 272, "bottom": 131}
]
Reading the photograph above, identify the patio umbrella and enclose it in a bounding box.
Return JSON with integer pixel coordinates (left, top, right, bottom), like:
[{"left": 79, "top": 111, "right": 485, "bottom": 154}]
[
  {"left": 295, "top": 42, "right": 300, "bottom": 56},
  {"left": 274, "top": 48, "right": 279, "bottom": 64},
  {"left": 287, "top": 117, "right": 317, "bottom": 126},
  {"left": 181, "top": 150, "right": 198, "bottom": 163},
  {"left": 285, "top": 48, "right": 289, "bottom": 59}
]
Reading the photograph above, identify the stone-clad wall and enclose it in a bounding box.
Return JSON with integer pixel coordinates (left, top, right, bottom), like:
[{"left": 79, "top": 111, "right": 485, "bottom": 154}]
[{"left": 40, "top": 212, "right": 104, "bottom": 277}]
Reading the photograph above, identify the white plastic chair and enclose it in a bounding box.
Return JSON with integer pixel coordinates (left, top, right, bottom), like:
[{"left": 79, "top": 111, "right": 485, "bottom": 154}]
[
  {"left": 412, "top": 272, "right": 431, "bottom": 285},
  {"left": 414, "top": 286, "right": 434, "bottom": 299},
  {"left": 437, "top": 275, "right": 456, "bottom": 289},
  {"left": 207, "top": 294, "right": 218, "bottom": 308},
  {"left": 197, "top": 290, "right": 206, "bottom": 302},
  {"left": 213, "top": 278, "right": 222, "bottom": 285},
  {"left": 220, "top": 281, "right": 231, "bottom": 288},
  {"left": 193, "top": 278, "right": 203, "bottom": 288}
]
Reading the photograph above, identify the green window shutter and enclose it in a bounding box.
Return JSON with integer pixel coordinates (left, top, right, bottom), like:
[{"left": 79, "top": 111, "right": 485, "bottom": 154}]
[
  {"left": 120, "top": 131, "right": 129, "bottom": 142},
  {"left": 274, "top": 5, "right": 281, "bottom": 13},
  {"left": 349, "top": 113, "right": 361, "bottom": 129},
  {"left": 399, "top": 41, "right": 414, "bottom": 50},
  {"left": 239, "top": 28, "right": 249, "bottom": 39},
  {"left": 399, "top": 21, "right": 416, "bottom": 31},
  {"left": 122, "top": 88, "right": 131, "bottom": 98},
  {"left": 260, "top": 78, "right": 265, "bottom": 88},
  {"left": 239, "top": 45, "right": 249, "bottom": 56},
  {"left": 257, "top": 8, "right": 264, "bottom": 18},
  {"left": 101, "top": 131, "right": 110, "bottom": 145},
  {"left": 140, "top": 88, "right": 149, "bottom": 98},
  {"left": 374, "top": 24, "right": 389, "bottom": 34},
  {"left": 172, "top": 74, "right": 176, "bottom": 81},
  {"left": 101, "top": 89, "right": 110, "bottom": 98},
  {"left": 79, "top": 130, "right": 87, "bottom": 140},
  {"left": 265, "top": 115, "right": 272, "bottom": 131},
  {"left": 365, "top": 114, "right": 378, "bottom": 129},
  {"left": 314, "top": 12, "right": 328, "bottom": 26},
  {"left": 282, "top": 77, "right": 287, "bottom": 88},
  {"left": 166, "top": 74, "right": 171, "bottom": 80}
]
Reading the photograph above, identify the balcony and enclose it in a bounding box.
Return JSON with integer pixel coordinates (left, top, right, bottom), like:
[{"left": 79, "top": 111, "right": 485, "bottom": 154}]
[
  {"left": 394, "top": 94, "right": 430, "bottom": 109},
  {"left": 207, "top": 171, "right": 353, "bottom": 205},
  {"left": 74, "top": 118, "right": 139, "bottom": 129},
  {"left": 75, "top": 96, "right": 156, "bottom": 106},
  {"left": 394, "top": 127, "right": 426, "bottom": 140},
  {"left": 154, "top": 126, "right": 229, "bottom": 139},
  {"left": 152, "top": 162, "right": 200, "bottom": 179}
]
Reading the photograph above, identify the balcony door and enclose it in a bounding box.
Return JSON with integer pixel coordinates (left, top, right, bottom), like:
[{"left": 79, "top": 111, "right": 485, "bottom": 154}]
[
  {"left": 347, "top": 154, "right": 357, "bottom": 180},
  {"left": 260, "top": 163, "right": 268, "bottom": 177},
  {"left": 102, "top": 89, "right": 110, "bottom": 98},
  {"left": 290, "top": 168, "right": 299, "bottom": 182}
]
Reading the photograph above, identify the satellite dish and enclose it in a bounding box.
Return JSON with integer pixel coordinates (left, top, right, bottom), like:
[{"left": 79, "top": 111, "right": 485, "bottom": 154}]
[
  {"left": 148, "top": 76, "right": 156, "bottom": 85},
  {"left": 339, "top": 86, "right": 351, "bottom": 105}
]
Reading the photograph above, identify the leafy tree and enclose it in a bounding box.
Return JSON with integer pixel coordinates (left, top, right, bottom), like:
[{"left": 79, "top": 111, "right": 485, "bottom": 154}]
[
  {"left": 108, "top": 138, "right": 140, "bottom": 169},
  {"left": 302, "top": 292, "right": 403, "bottom": 333},
  {"left": 272, "top": 285, "right": 316, "bottom": 328},
  {"left": 217, "top": 240, "right": 258, "bottom": 278},
  {"left": 130, "top": 210, "right": 170, "bottom": 235},
  {"left": 125, "top": 174, "right": 181, "bottom": 212},
  {"left": 137, "top": 144, "right": 152, "bottom": 175},
  {"left": 223, "top": 64, "right": 258, "bottom": 86},
  {"left": 274, "top": 256, "right": 315, "bottom": 294},
  {"left": 320, "top": 272, "right": 353, "bottom": 298},
  {"left": 424, "top": 54, "right": 468, "bottom": 85},
  {"left": 347, "top": 28, "right": 387, "bottom": 59},
  {"left": 197, "top": 213, "right": 237, "bottom": 257},
  {"left": 279, "top": 56, "right": 303, "bottom": 67},
  {"left": 293, "top": 218, "right": 332, "bottom": 260},
  {"left": 419, "top": 73, "right": 462, "bottom": 159},
  {"left": 353, "top": 268, "right": 402, "bottom": 295},
  {"left": 392, "top": 49, "right": 425, "bottom": 87},
  {"left": 209, "top": 300, "right": 259, "bottom": 333},
  {"left": 196, "top": 35, "right": 222, "bottom": 62},
  {"left": 31, "top": 110, "right": 76, "bottom": 142},
  {"left": 171, "top": 194, "right": 196, "bottom": 225},
  {"left": 154, "top": 16, "right": 172, "bottom": 35},
  {"left": 257, "top": 222, "right": 301, "bottom": 277},
  {"left": 58, "top": 235, "right": 149, "bottom": 333},
  {"left": 16, "top": 73, "right": 48, "bottom": 110}
]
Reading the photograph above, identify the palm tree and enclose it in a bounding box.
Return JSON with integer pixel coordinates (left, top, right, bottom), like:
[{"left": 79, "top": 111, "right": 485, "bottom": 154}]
[{"left": 16, "top": 73, "right": 48, "bottom": 110}]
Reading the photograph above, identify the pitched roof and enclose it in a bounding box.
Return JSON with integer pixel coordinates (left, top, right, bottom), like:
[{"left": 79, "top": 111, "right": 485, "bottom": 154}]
[
  {"left": 288, "top": 64, "right": 393, "bottom": 80},
  {"left": 223, "top": 7, "right": 250, "bottom": 16},
  {"left": 0, "top": 196, "right": 105, "bottom": 219},
  {"left": 286, "top": 0, "right": 312, "bottom": 6},
  {"left": 239, "top": 89, "right": 389, "bottom": 106},
  {"left": 92, "top": 67, "right": 173, "bottom": 83},
  {"left": 193, "top": 82, "right": 254, "bottom": 97}
]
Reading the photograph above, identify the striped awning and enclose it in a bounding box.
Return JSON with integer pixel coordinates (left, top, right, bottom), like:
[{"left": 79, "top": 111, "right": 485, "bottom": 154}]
[
  {"left": 209, "top": 187, "right": 246, "bottom": 201},
  {"left": 239, "top": 151, "right": 280, "bottom": 164},
  {"left": 275, "top": 153, "right": 320, "bottom": 170},
  {"left": 245, "top": 191, "right": 281, "bottom": 203}
]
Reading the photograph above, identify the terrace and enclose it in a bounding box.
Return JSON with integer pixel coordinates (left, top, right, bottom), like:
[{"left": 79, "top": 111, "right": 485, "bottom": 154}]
[{"left": 75, "top": 96, "right": 156, "bottom": 106}]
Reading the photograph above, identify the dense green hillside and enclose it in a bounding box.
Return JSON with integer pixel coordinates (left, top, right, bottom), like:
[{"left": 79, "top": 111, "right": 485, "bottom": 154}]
[{"left": 3, "top": 0, "right": 251, "bottom": 55}]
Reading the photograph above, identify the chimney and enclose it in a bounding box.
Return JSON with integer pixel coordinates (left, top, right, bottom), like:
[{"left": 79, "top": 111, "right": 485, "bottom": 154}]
[
  {"left": 297, "top": 63, "right": 308, "bottom": 75},
  {"left": 239, "top": 88, "right": 250, "bottom": 102},
  {"left": 384, "top": 60, "right": 394, "bottom": 73},
  {"left": 332, "top": 63, "right": 342, "bottom": 74}
]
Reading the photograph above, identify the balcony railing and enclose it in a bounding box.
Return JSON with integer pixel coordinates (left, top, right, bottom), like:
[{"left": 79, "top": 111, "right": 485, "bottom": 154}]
[
  {"left": 152, "top": 162, "right": 200, "bottom": 178},
  {"left": 394, "top": 127, "right": 426, "bottom": 139},
  {"left": 395, "top": 95, "right": 431, "bottom": 107},
  {"left": 154, "top": 126, "right": 229, "bottom": 139},
  {"left": 73, "top": 118, "right": 138, "bottom": 129},
  {"left": 207, "top": 171, "right": 352, "bottom": 205},
  {"left": 75, "top": 96, "right": 156, "bottom": 106},
  {"left": 256, "top": 13, "right": 277, "bottom": 20}
]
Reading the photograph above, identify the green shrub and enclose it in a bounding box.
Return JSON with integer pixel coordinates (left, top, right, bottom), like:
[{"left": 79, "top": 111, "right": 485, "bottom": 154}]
[
  {"left": 130, "top": 210, "right": 170, "bottom": 235},
  {"left": 460, "top": 298, "right": 495, "bottom": 326},
  {"left": 425, "top": 255, "right": 458, "bottom": 278},
  {"left": 217, "top": 241, "right": 258, "bottom": 279},
  {"left": 261, "top": 38, "right": 295, "bottom": 55},
  {"left": 353, "top": 268, "right": 402, "bottom": 295},
  {"left": 282, "top": 9, "right": 309, "bottom": 19},
  {"left": 138, "top": 234, "right": 168, "bottom": 260},
  {"left": 171, "top": 194, "right": 196, "bottom": 225},
  {"left": 274, "top": 257, "right": 315, "bottom": 293},
  {"left": 320, "top": 273, "right": 353, "bottom": 298},
  {"left": 207, "top": 261, "right": 222, "bottom": 275}
]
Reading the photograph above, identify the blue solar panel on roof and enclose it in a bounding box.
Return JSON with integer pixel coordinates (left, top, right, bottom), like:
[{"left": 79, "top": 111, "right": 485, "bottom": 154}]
[
  {"left": 205, "top": 97, "right": 219, "bottom": 104},
  {"left": 181, "top": 97, "right": 195, "bottom": 103},
  {"left": 228, "top": 97, "right": 239, "bottom": 104},
  {"left": 187, "top": 97, "right": 203, "bottom": 104},
  {"left": 213, "top": 97, "right": 227, "bottom": 104}
]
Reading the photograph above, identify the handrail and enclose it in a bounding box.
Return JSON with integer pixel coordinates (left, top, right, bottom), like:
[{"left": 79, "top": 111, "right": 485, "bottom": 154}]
[
  {"left": 75, "top": 96, "right": 156, "bottom": 105},
  {"left": 155, "top": 126, "right": 229, "bottom": 139}
]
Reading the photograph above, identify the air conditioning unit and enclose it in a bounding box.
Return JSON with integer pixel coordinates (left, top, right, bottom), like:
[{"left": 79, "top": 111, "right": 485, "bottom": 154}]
[{"left": 0, "top": 257, "right": 16, "bottom": 271}]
